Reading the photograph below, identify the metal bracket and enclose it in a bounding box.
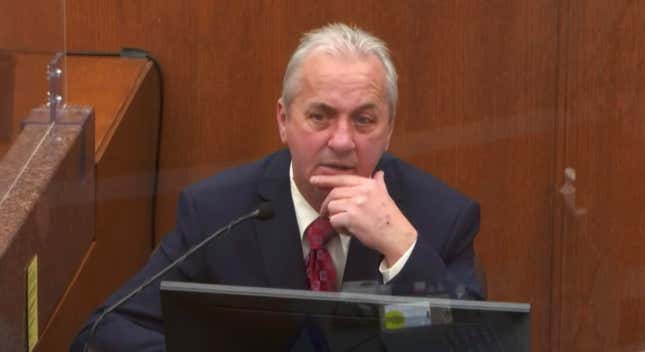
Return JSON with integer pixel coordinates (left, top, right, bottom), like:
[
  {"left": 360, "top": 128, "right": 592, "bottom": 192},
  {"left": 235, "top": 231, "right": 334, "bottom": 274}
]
[{"left": 46, "top": 52, "right": 64, "bottom": 122}]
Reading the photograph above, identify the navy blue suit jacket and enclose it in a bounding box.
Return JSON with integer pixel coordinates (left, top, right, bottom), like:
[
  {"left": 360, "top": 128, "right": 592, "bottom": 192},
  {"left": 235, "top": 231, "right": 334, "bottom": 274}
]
[{"left": 71, "top": 149, "right": 482, "bottom": 352}]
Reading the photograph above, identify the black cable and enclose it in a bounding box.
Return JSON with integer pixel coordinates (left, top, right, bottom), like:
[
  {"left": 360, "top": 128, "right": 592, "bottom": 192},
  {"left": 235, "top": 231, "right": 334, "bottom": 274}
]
[
  {"left": 66, "top": 50, "right": 120, "bottom": 57},
  {"left": 67, "top": 48, "right": 164, "bottom": 250}
]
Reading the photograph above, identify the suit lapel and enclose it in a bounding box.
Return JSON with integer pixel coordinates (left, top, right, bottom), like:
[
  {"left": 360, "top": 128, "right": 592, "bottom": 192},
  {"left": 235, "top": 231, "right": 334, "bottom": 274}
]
[{"left": 254, "top": 151, "right": 309, "bottom": 289}]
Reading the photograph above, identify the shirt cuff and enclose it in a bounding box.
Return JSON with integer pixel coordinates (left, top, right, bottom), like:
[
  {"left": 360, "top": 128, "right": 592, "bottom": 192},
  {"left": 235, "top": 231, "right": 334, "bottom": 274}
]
[{"left": 379, "top": 240, "right": 417, "bottom": 284}]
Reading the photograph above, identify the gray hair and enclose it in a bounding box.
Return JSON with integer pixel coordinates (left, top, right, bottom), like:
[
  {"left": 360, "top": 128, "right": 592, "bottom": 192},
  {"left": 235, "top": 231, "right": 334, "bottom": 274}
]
[{"left": 281, "top": 23, "right": 398, "bottom": 118}]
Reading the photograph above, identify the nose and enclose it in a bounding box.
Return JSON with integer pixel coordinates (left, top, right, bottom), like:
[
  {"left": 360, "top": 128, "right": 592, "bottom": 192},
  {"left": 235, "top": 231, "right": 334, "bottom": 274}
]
[{"left": 327, "top": 118, "right": 356, "bottom": 153}]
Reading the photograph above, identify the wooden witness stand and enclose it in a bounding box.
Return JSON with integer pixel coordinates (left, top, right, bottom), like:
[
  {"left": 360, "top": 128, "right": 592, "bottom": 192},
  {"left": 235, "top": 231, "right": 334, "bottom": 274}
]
[
  {"left": 0, "top": 55, "right": 160, "bottom": 351},
  {"left": 35, "top": 56, "right": 161, "bottom": 351}
]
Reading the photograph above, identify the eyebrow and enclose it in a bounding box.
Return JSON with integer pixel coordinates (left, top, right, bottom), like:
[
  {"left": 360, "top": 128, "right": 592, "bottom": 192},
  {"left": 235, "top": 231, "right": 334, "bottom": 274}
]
[
  {"left": 352, "top": 103, "right": 379, "bottom": 114},
  {"left": 306, "top": 102, "right": 337, "bottom": 115},
  {"left": 306, "top": 102, "right": 380, "bottom": 115}
]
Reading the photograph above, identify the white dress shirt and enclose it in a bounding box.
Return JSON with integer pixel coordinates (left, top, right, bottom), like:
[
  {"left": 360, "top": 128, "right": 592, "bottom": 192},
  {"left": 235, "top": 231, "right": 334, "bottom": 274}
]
[{"left": 289, "top": 164, "right": 415, "bottom": 288}]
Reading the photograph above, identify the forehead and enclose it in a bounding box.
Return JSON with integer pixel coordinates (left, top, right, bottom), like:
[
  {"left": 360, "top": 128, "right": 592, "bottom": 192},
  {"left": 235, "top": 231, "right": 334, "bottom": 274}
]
[{"left": 294, "top": 52, "right": 388, "bottom": 108}]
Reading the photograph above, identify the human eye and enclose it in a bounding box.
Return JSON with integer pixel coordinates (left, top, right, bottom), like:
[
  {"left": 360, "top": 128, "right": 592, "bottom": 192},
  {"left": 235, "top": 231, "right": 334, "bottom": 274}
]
[
  {"left": 353, "top": 114, "right": 377, "bottom": 130},
  {"left": 355, "top": 115, "right": 374, "bottom": 125},
  {"left": 309, "top": 112, "right": 325, "bottom": 122},
  {"left": 306, "top": 110, "right": 331, "bottom": 129}
]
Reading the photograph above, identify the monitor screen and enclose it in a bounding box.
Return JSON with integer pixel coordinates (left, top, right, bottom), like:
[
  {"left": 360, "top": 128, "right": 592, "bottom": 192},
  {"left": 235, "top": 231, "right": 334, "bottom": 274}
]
[{"left": 161, "top": 281, "right": 530, "bottom": 352}]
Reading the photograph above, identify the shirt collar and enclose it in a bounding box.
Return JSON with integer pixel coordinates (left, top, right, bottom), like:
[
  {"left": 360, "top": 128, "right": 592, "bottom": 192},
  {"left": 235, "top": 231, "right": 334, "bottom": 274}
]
[{"left": 290, "top": 163, "right": 320, "bottom": 241}]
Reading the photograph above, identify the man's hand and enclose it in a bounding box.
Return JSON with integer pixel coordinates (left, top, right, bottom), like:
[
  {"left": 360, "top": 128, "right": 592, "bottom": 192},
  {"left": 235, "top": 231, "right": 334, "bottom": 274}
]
[{"left": 310, "top": 171, "right": 417, "bottom": 267}]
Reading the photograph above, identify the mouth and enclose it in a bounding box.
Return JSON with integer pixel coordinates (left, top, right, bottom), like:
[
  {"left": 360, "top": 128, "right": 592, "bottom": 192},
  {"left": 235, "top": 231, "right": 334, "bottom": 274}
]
[{"left": 316, "top": 163, "right": 356, "bottom": 175}]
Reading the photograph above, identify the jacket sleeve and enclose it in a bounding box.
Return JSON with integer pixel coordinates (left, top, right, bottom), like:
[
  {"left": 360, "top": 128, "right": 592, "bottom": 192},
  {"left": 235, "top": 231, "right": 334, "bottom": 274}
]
[
  {"left": 71, "top": 190, "right": 206, "bottom": 352},
  {"left": 387, "top": 201, "right": 485, "bottom": 300}
]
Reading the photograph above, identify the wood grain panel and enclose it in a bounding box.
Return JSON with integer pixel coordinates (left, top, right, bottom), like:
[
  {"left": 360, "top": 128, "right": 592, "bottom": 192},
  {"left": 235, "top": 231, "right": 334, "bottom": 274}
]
[
  {"left": 66, "top": 2, "right": 558, "bottom": 351},
  {"left": 437, "top": 3, "right": 556, "bottom": 352},
  {"left": 33, "top": 56, "right": 160, "bottom": 351},
  {"left": 0, "top": 53, "right": 52, "bottom": 159},
  {"left": 0, "top": 52, "right": 13, "bottom": 147},
  {"left": 554, "top": 1, "right": 645, "bottom": 351},
  {"left": 0, "top": 0, "right": 64, "bottom": 52}
]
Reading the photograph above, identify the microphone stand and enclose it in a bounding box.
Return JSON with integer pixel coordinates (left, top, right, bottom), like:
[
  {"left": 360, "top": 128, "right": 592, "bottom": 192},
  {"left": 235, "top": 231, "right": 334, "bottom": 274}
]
[{"left": 84, "top": 203, "right": 273, "bottom": 352}]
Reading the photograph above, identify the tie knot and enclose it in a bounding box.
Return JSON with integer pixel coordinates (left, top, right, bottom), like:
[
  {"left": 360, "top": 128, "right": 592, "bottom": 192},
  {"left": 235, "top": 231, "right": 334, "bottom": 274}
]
[{"left": 305, "top": 217, "right": 336, "bottom": 250}]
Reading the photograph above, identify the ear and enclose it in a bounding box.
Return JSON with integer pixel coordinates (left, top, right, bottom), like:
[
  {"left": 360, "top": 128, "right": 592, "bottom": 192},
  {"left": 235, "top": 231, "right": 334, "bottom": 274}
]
[{"left": 276, "top": 98, "right": 288, "bottom": 143}]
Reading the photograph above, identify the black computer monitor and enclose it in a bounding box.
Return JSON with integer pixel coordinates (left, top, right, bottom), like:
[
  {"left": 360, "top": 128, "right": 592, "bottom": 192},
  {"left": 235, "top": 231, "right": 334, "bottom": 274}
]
[{"left": 160, "top": 281, "right": 530, "bottom": 352}]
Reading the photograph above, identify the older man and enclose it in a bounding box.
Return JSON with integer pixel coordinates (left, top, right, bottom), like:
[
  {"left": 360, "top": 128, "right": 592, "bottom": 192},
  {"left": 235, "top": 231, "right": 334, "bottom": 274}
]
[{"left": 72, "top": 23, "right": 483, "bottom": 351}]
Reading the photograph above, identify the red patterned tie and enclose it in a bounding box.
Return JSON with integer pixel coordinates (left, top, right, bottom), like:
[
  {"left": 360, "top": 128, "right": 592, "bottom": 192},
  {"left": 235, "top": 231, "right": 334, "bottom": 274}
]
[{"left": 305, "top": 217, "right": 338, "bottom": 291}]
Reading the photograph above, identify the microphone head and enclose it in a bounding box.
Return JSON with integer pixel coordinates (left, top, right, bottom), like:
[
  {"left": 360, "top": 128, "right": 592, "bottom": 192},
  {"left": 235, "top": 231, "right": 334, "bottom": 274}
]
[{"left": 255, "top": 202, "right": 274, "bottom": 220}]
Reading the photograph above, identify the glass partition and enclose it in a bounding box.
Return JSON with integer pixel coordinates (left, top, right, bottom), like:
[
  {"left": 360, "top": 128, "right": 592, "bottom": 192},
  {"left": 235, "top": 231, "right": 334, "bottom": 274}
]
[
  {"left": 0, "top": 0, "right": 66, "bottom": 202},
  {"left": 0, "top": 2, "right": 66, "bottom": 351},
  {"left": 0, "top": 0, "right": 66, "bottom": 160},
  {"left": 159, "top": 282, "right": 530, "bottom": 352}
]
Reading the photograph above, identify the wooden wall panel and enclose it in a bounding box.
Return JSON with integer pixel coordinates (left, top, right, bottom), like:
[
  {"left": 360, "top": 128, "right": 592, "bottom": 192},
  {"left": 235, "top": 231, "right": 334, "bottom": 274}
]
[
  {"left": 391, "top": 4, "right": 559, "bottom": 352},
  {"left": 0, "top": 52, "right": 13, "bottom": 155},
  {"left": 66, "top": 1, "right": 559, "bottom": 351},
  {"left": 554, "top": 1, "right": 645, "bottom": 351},
  {"left": 1, "top": 53, "right": 52, "bottom": 159},
  {"left": 0, "top": 0, "right": 64, "bottom": 52}
]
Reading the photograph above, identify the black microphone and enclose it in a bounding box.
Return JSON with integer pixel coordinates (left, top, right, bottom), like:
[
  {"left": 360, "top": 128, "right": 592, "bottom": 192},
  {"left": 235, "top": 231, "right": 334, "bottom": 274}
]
[{"left": 84, "top": 202, "right": 274, "bottom": 352}]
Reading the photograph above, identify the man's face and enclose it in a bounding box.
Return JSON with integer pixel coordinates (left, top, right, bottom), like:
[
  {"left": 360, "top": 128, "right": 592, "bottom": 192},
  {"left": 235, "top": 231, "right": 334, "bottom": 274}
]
[{"left": 277, "top": 52, "right": 394, "bottom": 209}]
